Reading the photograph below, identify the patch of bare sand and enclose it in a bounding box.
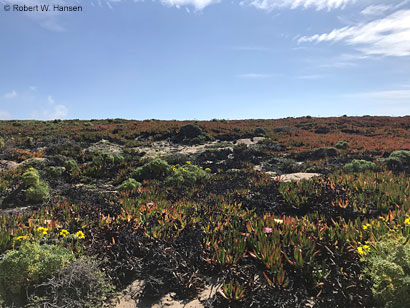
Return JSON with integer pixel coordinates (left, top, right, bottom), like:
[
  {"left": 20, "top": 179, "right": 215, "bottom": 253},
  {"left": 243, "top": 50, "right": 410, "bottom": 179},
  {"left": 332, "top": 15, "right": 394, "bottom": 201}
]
[
  {"left": 113, "top": 280, "right": 221, "bottom": 308},
  {"left": 235, "top": 137, "right": 265, "bottom": 147},
  {"left": 136, "top": 141, "right": 233, "bottom": 158},
  {"left": 275, "top": 172, "right": 321, "bottom": 182}
]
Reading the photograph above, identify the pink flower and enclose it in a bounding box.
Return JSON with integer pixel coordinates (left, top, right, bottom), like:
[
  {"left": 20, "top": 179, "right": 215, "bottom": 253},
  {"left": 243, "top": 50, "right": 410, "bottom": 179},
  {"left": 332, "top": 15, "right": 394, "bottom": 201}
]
[
  {"left": 147, "top": 202, "right": 154, "bottom": 206},
  {"left": 264, "top": 227, "right": 273, "bottom": 233}
]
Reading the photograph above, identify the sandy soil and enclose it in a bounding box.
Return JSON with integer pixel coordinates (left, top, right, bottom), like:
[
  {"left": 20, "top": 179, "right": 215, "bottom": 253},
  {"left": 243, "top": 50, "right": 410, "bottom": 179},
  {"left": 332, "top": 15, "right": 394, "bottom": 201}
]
[
  {"left": 275, "top": 172, "right": 321, "bottom": 182},
  {"left": 113, "top": 280, "right": 221, "bottom": 308}
]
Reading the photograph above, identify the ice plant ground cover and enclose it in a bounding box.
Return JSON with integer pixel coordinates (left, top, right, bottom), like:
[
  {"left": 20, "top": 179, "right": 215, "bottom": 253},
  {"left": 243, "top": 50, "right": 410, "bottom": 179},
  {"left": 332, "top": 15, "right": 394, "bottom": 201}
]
[{"left": 0, "top": 117, "right": 409, "bottom": 307}]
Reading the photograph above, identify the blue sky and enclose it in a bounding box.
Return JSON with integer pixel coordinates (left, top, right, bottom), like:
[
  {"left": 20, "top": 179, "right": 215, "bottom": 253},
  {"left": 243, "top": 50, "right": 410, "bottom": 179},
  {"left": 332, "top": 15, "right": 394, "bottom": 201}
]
[{"left": 1, "top": 0, "right": 410, "bottom": 120}]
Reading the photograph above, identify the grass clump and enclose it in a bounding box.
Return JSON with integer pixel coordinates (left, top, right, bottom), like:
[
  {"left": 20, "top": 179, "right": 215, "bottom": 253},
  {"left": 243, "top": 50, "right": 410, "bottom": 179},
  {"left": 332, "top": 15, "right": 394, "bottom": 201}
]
[{"left": 0, "top": 242, "right": 74, "bottom": 303}]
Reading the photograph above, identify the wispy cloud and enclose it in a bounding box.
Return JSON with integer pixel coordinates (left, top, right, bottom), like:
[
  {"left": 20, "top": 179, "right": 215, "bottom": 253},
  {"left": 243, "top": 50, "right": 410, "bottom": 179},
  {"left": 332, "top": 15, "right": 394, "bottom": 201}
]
[
  {"left": 3, "top": 90, "right": 17, "bottom": 99},
  {"left": 361, "top": 1, "right": 409, "bottom": 17},
  {"left": 298, "top": 10, "right": 410, "bottom": 57},
  {"left": 346, "top": 89, "right": 410, "bottom": 100},
  {"left": 235, "top": 73, "right": 277, "bottom": 79},
  {"left": 233, "top": 46, "right": 269, "bottom": 51},
  {"left": 297, "top": 74, "right": 324, "bottom": 80},
  {"left": 31, "top": 95, "right": 68, "bottom": 120},
  {"left": 159, "top": 0, "right": 220, "bottom": 10},
  {"left": 242, "top": 0, "right": 355, "bottom": 11}
]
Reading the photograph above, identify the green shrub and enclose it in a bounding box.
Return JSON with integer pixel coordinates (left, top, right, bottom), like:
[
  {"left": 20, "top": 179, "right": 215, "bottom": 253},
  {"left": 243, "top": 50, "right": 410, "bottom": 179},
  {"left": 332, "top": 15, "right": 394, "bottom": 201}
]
[
  {"left": 117, "top": 178, "right": 141, "bottom": 192},
  {"left": 64, "top": 159, "right": 80, "bottom": 176},
  {"left": 382, "top": 150, "right": 410, "bottom": 171},
  {"left": 27, "top": 257, "right": 115, "bottom": 308},
  {"left": 335, "top": 141, "right": 349, "bottom": 149},
  {"left": 131, "top": 158, "right": 172, "bottom": 181},
  {"left": 0, "top": 243, "right": 74, "bottom": 302},
  {"left": 166, "top": 163, "right": 208, "bottom": 187},
  {"left": 254, "top": 127, "right": 267, "bottom": 137},
  {"left": 343, "top": 159, "right": 377, "bottom": 172},
  {"left": 47, "top": 166, "right": 64, "bottom": 178},
  {"left": 362, "top": 234, "right": 410, "bottom": 308},
  {"left": 25, "top": 181, "right": 50, "bottom": 203},
  {"left": 22, "top": 168, "right": 40, "bottom": 187},
  {"left": 0, "top": 137, "right": 4, "bottom": 149}
]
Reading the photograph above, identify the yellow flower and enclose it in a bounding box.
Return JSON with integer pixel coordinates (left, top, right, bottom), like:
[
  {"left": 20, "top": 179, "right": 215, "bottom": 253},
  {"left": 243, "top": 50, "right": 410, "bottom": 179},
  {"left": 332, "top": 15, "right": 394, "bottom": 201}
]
[
  {"left": 37, "top": 227, "right": 48, "bottom": 235},
  {"left": 205, "top": 168, "right": 211, "bottom": 172},
  {"left": 186, "top": 161, "right": 191, "bottom": 165},
  {"left": 75, "top": 231, "right": 85, "bottom": 239},
  {"left": 357, "top": 246, "right": 365, "bottom": 255},
  {"left": 274, "top": 219, "right": 284, "bottom": 224},
  {"left": 59, "top": 229, "right": 70, "bottom": 237},
  {"left": 362, "top": 224, "right": 370, "bottom": 230},
  {"left": 404, "top": 217, "right": 410, "bottom": 226},
  {"left": 15, "top": 235, "right": 27, "bottom": 240}
]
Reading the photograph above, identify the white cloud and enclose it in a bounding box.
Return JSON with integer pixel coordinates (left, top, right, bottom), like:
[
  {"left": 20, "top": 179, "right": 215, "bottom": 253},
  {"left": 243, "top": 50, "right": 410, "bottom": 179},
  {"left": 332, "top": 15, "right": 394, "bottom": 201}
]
[
  {"left": 3, "top": 90, "right": 17, "bottom": 99},
  {"left": 298, "top": 10, "right": 410, "bottom": 57},
  {"left": 48, "top": 104, "right": 68, "bottom": 119},
  {"left": 235, "top": 73, "right": 276, "bottom": 79},
  {"left": 361, "top": 5, "right": 391, "bottom": 16},
  {"left": 242, "top": 0, "right": 355, "bottom": 11},
  {"left": 31, "top": 95, "right": 68, "bottom": 120},
  {"left": 48, "top": 95, "right": 55, "bottom": 105},
  {"left": 159, "top": 0, "right": 220, "bottom": 10},
  {"left": 347, "top": 89, "right": 410, "bottom": 100},
  {"left": 297, "top": 74, "right": 324, "bottom": 79},
  {"left": 344, "top": 87, "right": 410, "bottom": 114},
  {"left": 0, "top": 110, "right": 11, "bottom": 120}
]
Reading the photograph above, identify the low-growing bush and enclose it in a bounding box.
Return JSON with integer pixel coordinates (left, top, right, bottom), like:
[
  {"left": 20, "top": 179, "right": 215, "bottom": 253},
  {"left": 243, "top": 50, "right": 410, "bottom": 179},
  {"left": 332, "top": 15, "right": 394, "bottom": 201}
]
[
  {"left": 27, "top": 257, "right": 116, "bottom": 308},
  {"left": 0, "top": 137, "right": 4, "bottom": 149},
  {"left": 22, "top": 167, "right": 40, "bottom": 187},
  {"left": 0, "top": 243, "right": 74, "bottom": 303},
  {"left": 166, "top": 162, "right": 208, "bottom": 187},
  {"left": 25, "top": 181, "right": 50, "bottom": 203},
  {"left": 382, "top": 150, "right": 410, "bottom": 171},
  {"left": 117, "top": 178, "right": 141, "bottom": 192},
  {"left": 336, "top": 141, "right": 349, "bottom": 149},
  {"left": 343, "top": 159, "right": 377, "bottom": 172},
  {"left": 131, "top": 158, "right": 172, "bottom": 181},
  {"left": 362, "top": 234, "right": 410, "bottom": 308},
  {"left": 64, "top": 159, "right": 80, "bottom": 177},
  {"left": 46, "top": 166, "right": 64, "bottom": 178}
]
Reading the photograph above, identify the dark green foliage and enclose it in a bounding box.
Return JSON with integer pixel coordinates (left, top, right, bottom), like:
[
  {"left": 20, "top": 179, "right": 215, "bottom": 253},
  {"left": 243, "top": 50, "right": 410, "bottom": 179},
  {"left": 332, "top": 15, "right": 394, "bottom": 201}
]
[
  {"left": 383, "top": 150, "right": 410, "bottom": 171},
  {"left": 254, "top": 127, "right": 267, "bottom": 136},
  {"left": 27, "top": 257, "right": 116, "bottom": 308},
  {"left": 336, "top": 141, "right": 350, "bottom": 149},
  {"left": 0, "top": 243, "right": 74, "bottom": 302},
  {"left": 343, "top": 159, "right": 377, "bottom": 172},
  {"left": 64, "top": 159, "right": 80, "bottom": 177},
  {"left": 131, "top": 158, "right": 172, "bottom": 181},
  {"left": 363, "top": 234, "right": 410, "bottom": 308},
  {"left": 46, "top": 166, "right": 63, "bottom": 178},
  {"left": 270, "top": 157, "right": 300, "bottom": 173},
  {"left": 174, "top": 123, "right": 213, "bottom": 145}
]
